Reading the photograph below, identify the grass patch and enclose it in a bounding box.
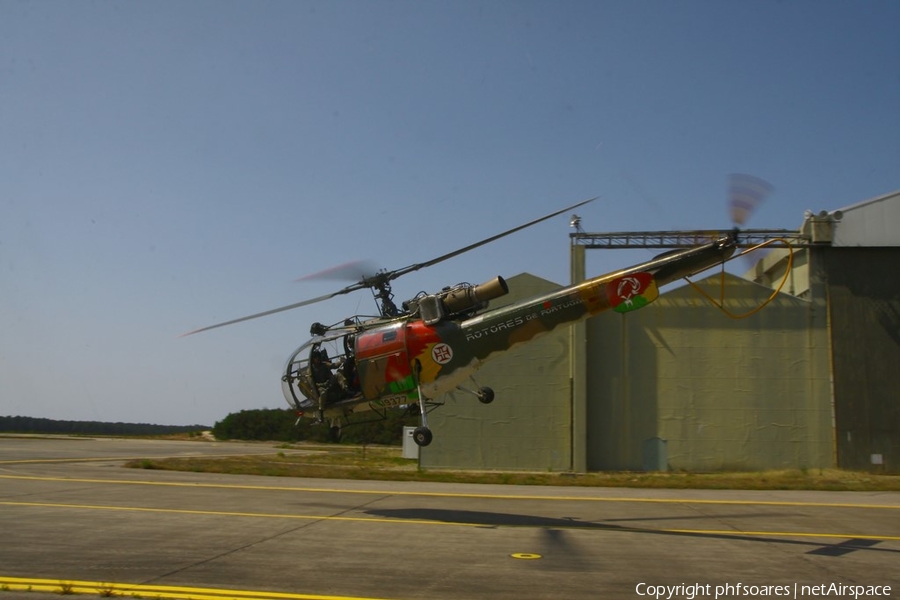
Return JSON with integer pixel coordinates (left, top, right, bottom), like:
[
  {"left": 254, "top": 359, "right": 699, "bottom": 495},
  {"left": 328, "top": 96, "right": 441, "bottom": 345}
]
[{"left": 122, "top": 443, "right": 900, "bottom": 491}]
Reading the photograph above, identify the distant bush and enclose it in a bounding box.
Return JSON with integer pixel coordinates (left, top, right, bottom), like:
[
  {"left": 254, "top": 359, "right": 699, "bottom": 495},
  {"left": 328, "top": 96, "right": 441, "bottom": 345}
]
[
  {"left": 339, "top": 410, "right": 418, "bottom": 445},
  {"left": 212, "top": 408, "right": 416, "bottom": 445},
  {"left": 212, "top": 409, "right": 312, "bottom": 442}
]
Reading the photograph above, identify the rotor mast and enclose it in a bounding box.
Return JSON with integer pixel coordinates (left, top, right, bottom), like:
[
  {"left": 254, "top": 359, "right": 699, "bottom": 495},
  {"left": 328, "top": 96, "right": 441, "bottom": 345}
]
[{"left": 369, "top": 274, "right": 400, "bottom": 317}]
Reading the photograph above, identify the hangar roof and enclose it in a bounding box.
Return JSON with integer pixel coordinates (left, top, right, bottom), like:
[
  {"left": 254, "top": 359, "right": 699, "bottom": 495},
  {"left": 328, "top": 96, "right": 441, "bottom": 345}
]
[{"left": 814, "top": 189, "right": 900, "bottom": 247}]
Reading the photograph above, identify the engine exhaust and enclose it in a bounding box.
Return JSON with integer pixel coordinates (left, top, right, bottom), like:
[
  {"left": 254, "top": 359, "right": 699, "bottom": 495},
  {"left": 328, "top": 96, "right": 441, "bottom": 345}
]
[{"left": 442, "top": 276, "right": 509, "bottom": 314}]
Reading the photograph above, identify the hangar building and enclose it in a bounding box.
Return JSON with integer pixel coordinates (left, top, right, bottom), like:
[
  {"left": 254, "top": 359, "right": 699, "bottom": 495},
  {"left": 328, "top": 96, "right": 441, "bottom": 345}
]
[
  {"left": 421, "top": 190, "right": 899, "bottom": 474},
  {"left": 747, "top": 190, "right": 900, "bottom": 473}
]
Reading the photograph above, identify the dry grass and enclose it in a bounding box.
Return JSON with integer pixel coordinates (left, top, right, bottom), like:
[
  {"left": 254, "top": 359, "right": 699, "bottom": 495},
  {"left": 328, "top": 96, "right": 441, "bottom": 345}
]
[{"left": 124, "top": 442, "right": 900, "bottom": 491}]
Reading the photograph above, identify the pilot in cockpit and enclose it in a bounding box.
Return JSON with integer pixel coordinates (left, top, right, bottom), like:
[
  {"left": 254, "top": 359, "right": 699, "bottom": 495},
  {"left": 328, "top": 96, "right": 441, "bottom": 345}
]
[{"left": 311, "top": 348, "right": 345, "bottom": 414}]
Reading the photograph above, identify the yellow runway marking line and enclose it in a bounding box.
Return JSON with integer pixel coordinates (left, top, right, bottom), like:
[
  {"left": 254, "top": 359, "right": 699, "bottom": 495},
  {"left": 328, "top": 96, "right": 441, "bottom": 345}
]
[
  {"left": 659, "top": 529, "right": 900, "bottom": 541},
  {"left": 3, "top": 500, "right": 900, "bottom": 542},
  {"left": 0, "top": 576, "right": 393, "bottom": 600},
  {"left": 1, "top": 474, "right": 898, "bottom": 510}
]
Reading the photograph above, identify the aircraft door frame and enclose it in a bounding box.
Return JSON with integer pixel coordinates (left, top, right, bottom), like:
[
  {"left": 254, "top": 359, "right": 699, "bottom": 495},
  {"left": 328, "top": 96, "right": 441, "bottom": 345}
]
[{"left": 355, "top": 323, "right": 414, "bottom": 400}]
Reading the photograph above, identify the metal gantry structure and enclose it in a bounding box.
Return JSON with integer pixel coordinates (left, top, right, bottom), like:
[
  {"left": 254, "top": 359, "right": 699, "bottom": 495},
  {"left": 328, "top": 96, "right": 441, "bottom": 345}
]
[{"left": 569, "top": 228, "right": 810, "bottom": 249}]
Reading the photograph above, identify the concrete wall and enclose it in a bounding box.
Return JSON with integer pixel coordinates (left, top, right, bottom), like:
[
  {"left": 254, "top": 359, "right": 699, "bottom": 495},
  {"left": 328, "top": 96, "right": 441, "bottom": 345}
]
[
  {"left": 586, "top": 273, "right": 833, "bottom": 472},
  {"left": 419, "top": 273, "right": 573, "bottom": 471}
]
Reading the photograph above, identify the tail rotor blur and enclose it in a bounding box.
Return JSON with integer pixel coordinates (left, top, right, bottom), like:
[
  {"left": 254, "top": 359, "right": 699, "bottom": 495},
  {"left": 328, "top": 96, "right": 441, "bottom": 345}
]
[
  {"left": 728, "top": 173, "right": 773, "bottom": 228},
  {"left": 728, "top": 173, "right": 774, "bottom": 268}
]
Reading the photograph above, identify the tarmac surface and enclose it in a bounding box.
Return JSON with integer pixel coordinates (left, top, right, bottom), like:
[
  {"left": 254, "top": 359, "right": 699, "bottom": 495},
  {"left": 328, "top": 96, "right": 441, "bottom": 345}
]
[{"left": 0, "top": 435, "right": 898, "bottom": 600}]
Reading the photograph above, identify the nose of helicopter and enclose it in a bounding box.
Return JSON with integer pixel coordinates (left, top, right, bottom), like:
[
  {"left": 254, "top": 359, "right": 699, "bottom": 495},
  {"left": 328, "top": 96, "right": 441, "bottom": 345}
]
[{"left": 282, "top": 355, "right": 316, "bottom": 411}]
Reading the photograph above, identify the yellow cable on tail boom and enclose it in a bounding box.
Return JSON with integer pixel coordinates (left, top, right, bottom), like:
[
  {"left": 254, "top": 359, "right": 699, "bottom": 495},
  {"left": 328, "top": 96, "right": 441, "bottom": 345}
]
[{"left": 684, "top": 238, "right": 794, "bottom": 319}]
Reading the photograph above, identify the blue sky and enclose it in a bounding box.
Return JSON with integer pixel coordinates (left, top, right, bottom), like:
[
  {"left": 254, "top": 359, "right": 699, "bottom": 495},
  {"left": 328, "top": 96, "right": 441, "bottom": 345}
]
[{"left": 2, "top": 1, "right": 898, "bottom": 426}]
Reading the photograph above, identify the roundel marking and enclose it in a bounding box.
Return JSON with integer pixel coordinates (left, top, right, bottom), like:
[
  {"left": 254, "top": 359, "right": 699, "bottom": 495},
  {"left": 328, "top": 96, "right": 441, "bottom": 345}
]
[{"left": 431, "top": 343, "right": 453, "bottom": 365}]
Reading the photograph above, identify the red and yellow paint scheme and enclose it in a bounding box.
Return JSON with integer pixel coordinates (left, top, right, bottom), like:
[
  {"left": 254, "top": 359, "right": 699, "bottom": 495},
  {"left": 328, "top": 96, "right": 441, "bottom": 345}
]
[{"left": 281, "top": 235, "right": 737, "bottom": 446}]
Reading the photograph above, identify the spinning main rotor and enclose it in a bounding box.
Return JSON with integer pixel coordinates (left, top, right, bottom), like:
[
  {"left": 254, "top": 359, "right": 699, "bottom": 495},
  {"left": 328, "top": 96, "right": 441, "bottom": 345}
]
[{"left": 182, "top": 197, "right": 596, "bottom": 337}]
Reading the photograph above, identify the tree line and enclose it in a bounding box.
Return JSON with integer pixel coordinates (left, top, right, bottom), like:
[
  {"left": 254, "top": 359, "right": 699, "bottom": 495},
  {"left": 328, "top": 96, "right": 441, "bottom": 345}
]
[
  {"left": 1, "top": 410, "right": 415, "bottom": 445},
  {"left": 0, "top": 415, "right": 208, "bottom": 436}
]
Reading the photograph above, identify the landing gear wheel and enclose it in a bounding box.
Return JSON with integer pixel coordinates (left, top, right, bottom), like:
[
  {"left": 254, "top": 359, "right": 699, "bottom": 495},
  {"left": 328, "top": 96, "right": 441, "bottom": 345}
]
[
  {"left": 329, "top": 426, "right": 342, "bottom": 443},
  {"left": 477, "top": 386, "right": 495, "bottom": 404},
  {"left": 413, "top": 426, "right": 433, "bottom": 447}
]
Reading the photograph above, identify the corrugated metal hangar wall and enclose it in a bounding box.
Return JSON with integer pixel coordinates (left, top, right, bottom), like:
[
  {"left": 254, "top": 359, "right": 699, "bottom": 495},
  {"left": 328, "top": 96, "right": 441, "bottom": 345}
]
[
  {"left": 748, "top": 190, "right": 900, "bottom": 473},
  {"left": 422, "top": 190, "right": 899, "bottom": 473},
  {"left": 584, "top": 274, "right": 832, "bottom": 472},
  {"left": 421, "top": 271, "right": 830, "bottom": 473},
  {"left": 824, "top": 246, "right": 900, "bottom": 473},
  {"left": 421, "top": 273, "right": 573, "bottom": 472},
  {"left": 818, "top": 191, "right": 900, "bottom": 473}
]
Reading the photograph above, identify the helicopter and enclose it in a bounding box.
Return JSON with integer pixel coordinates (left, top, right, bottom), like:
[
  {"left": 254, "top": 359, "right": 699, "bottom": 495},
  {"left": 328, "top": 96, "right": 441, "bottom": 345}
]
[{"left": 183, "top": 197, "right": 741, "bottom": 447}]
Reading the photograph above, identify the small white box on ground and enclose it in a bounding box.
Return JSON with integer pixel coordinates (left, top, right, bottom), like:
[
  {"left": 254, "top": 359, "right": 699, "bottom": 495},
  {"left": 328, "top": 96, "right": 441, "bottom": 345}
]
[{"left": 402, "top": 426, "right": 419, "bottom": 459}]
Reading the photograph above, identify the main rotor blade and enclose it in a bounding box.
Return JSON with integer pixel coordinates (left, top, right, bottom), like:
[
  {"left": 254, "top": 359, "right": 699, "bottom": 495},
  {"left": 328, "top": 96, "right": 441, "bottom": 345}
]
[
  {"left": 178, "top": 284, "right": 365, "bottom": 337},
  {"left": 295, "top": 259, "right": 381, "bottom": 283},
  {"left": 180, "top": 196, "right": 597, "bottom": 337},
  {"left": 388, "top": 196, "right": 597, "bottom": 280}
]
